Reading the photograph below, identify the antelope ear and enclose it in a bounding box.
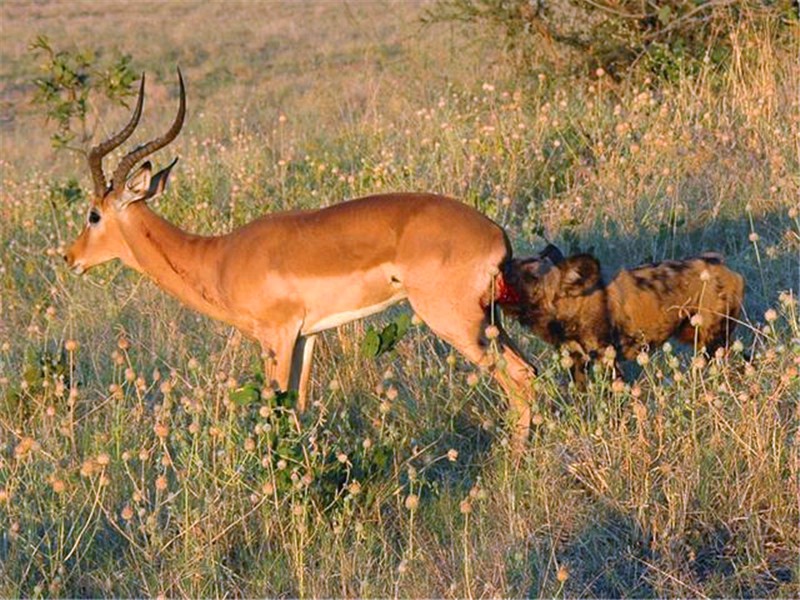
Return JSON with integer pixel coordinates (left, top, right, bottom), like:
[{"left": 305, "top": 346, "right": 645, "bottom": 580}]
[
  {"left": 119, "top": 161, "right": 152, "bottom": 206},
  {"left": 539, "top": 243, "right": 565, "bottom": 264},
  {"left": 117, "top": 158, "right": 178, "bottom": 209},
  {"left": 147, "top": 157, "right": 178, "bottom": 199},
  {"left": 560, "top": 254, "right": 601, "bottom": 296}
]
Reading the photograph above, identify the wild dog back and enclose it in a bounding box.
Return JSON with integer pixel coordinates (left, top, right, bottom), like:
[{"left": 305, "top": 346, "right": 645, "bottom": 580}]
[{"left": 608, "top": 253, "right": 745, "bottom": 359}]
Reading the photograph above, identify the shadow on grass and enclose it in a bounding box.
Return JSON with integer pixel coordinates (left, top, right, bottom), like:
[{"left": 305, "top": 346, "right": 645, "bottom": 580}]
[
  {"left": 517, "top": 506, "right": 796, "bottom": 598},
  {"left": 537, "top": 209, "right": 797, "bottom": 318},
  {"left": 521, "top": 507, "right": 656, "bottom": 598}
]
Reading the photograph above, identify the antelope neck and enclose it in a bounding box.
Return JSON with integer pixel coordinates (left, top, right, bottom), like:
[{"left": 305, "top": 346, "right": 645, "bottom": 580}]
[{"left": 118, "top": 202, "right": 229, "bottom": 323}]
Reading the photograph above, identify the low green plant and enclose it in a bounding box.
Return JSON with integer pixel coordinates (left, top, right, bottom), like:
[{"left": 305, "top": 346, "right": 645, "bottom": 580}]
[{"left": 362, "top": 313, "right": 413, "bottom": 358}]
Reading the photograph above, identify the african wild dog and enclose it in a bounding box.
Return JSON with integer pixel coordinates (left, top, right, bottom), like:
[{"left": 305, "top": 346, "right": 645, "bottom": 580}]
[
  {"left": 507, "top": 245, "right": 745, "bottom": 385},
  {"left": 502, "top": 246, "right": 612, "bottom": 386}
]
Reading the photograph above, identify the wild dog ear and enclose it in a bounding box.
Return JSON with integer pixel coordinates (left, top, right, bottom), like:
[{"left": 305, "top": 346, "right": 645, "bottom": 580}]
[
  {"left": 539, "top": 243, "right": 565, "bottom": 264},
  {"left": 560, "top": 254, "right": 601, "bottom": 296},
  {"left": 516, "top": 257, "right": 550, "bottom": 284}
]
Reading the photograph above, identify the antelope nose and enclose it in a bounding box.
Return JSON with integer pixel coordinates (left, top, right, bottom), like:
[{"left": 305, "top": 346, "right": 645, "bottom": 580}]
[{"left": 63, "top": 250, "right": 86, "bottom": 275}]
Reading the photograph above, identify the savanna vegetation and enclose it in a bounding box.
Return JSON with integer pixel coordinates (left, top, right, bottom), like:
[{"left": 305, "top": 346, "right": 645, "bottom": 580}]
[{"left": 1, "top": 1, "right": 798, "bottom": 597}]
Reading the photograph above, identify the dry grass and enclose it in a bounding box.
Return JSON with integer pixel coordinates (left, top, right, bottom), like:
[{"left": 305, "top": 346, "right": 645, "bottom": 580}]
[{"left": 0, "top": 1, "right": 798, "bottom": 597}]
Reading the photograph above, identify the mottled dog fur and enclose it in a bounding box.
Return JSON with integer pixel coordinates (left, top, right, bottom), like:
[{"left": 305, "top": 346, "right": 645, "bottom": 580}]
[{"left": 507, "top": 245, "right": 745, "bottom": 384}]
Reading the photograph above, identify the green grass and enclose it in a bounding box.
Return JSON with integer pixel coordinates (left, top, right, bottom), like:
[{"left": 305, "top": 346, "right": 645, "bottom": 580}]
[{"left": 1, "top": 2, "right": 798, "bottom": 597}]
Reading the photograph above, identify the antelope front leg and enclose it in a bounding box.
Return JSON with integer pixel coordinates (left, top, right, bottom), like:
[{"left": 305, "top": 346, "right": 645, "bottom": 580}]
[
  {"left": 289, "top": 334, "right": 317, "bottom": 413},
  {"left": 259, "top": 330, "right": 300, "bottom": 397}
]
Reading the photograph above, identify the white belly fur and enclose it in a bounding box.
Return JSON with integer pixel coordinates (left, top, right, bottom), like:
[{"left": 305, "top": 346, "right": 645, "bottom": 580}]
[{"left": 302, "top": 292, "right": 408, "bottom": 335}]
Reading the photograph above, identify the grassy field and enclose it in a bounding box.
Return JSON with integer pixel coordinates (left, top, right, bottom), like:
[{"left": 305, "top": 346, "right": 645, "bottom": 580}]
[{"left": 1, "top": 1, "right": 798, "bottom": 597}]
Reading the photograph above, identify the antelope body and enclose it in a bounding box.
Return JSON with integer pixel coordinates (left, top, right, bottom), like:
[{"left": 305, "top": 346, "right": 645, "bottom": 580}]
[{"left": 64, "top": 71, "right": 536, "bottom": 444}]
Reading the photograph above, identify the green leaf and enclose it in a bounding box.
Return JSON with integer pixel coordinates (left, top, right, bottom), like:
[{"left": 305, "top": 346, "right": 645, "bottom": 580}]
[
  {"left": 363, "top": 313, "right": 413, "bottom": 359},
  {"left": 657, "top": 5, "right": 672, "bottom": 26},
  {"left": 275, "top": 389, "right": 298, "bottom": 408},
  {"left": 394, "top": 313, "right": 411, "bottom": 338},
  {"left": 377, "top": 322, "right": 399, "bottom": 355},
  {"left": 373, "top": 445, "right": 390, "bottom": 470},
  {"left": 362, "top": 327, "right": 381, "bottom": 358},
  {"left": 230, "top": 383, "right": 259, "bottom": 406},
  {"left": 30, "top": 34, "right": 52, "bottom": 54}
]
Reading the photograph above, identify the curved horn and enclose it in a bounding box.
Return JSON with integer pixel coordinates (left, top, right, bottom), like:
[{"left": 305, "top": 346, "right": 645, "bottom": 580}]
[
  {"left": 111, "top": 68, "right": 185, "bottom": 191},
  {"left": 87, "top": 74, "right": 145, "bottom": 197}
]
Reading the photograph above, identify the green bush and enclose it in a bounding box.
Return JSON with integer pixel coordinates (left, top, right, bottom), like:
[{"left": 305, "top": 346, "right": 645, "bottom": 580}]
[
  {"left": 30, "top": 35, "right": 137, "bottom": 152},
  {"left": 424, "top": 0, "right": 797, "bottom": 81}
]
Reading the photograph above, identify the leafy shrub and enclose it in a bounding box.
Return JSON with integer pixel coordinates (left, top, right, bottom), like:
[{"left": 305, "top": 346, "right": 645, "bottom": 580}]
[
  {"left": 30, "top": 35, "right": 137, "bottom": 152},
  {"left": 423, "top": 0, "right": 797, "bottom": 81}
]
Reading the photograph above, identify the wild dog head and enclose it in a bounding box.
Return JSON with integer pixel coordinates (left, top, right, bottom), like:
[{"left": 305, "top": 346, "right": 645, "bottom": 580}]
[{"left": 512, "top": 244, "right": 610, "bottom": 354}]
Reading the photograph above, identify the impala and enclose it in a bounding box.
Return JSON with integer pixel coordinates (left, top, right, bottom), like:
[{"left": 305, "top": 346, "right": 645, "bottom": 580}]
[{"left": 64, "top": 70, "right": 536, "bottom": 446}]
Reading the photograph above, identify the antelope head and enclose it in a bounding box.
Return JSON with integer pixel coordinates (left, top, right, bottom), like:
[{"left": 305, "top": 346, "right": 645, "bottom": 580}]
[{"left": 64, "top": 69, "right": 185, "bottom": 274}]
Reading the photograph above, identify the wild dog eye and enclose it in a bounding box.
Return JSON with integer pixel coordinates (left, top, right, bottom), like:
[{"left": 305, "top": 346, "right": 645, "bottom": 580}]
[{"left": 88, "top": 210, "right": 101, "bottom": 225}]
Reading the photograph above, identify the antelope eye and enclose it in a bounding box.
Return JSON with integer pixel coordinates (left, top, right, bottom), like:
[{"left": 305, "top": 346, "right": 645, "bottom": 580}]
[{"left": 88, "top": 210, "right": 101, "bottom": 225}]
